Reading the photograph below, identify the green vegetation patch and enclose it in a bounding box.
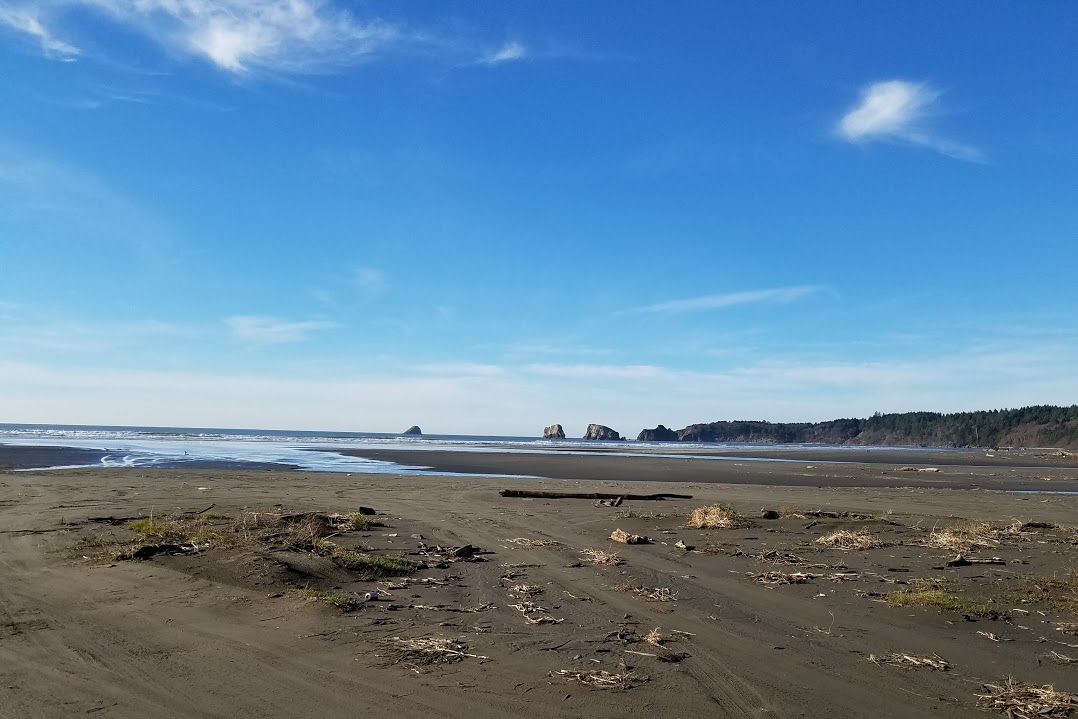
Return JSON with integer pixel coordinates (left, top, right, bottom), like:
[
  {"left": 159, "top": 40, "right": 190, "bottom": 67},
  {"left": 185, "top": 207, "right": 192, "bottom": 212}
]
[
  {"left": 291, "top": 585, "right": 354, "bottom": 610},
  {"left": 887, "top": 590, "right": 1003, "bottom": 619},
  {"left": 330, "top": 550, "right": 418, "bottom": 578}
]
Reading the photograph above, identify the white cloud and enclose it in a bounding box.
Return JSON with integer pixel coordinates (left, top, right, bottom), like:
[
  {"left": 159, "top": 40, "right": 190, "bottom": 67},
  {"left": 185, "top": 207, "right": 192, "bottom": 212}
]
[
  {"left": 630, "top": 285, "right": 825, "bottom": 314},
  {"left": 837, "top": 80, "right": 983, "bottom": 162},
  {"left": 0, "top": 3, "right": 79, "bottom": 58},
  {"left": 224, "top": 315, "right": 335, "bottom": 343},
  {"left": 354, "top": 266, "right": 387, "bottom": 294},
  {"left": 480, "top": 40, "right": 525, "bottom": 65}
]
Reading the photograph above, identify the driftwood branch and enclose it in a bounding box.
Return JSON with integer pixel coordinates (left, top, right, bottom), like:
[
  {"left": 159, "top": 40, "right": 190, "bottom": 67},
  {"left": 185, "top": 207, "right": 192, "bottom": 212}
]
[{"left": 499, "top": 490, "right": 692, "bottom": 501}]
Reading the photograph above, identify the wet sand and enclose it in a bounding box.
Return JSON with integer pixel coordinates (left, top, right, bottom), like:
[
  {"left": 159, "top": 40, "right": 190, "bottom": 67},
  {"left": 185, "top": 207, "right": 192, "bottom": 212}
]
[
  {"left": 3, "top": 454, "right": 1078, "bottom": 717},
  {"left": 330, "top": 447, "right": 1078, "bottom": 492}
]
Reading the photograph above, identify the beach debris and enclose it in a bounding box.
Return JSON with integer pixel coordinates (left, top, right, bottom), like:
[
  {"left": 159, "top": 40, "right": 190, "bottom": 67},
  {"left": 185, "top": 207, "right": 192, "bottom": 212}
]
[
  {"left": 505, "top": 537, "right": 560, "bottom": 548},
  {"left": 868, "top": 652, "right": 950, "bottom": 670},
  {"left": 509, "top": 583, "right": 543, "bottom": 596},
  {"left": 688, "top": 504, "right": 751, "bottom": 529},
  {"left": 619, "top": 584, "right": 677, "bottom": 602},
  {"left": 977, "top": 631, "right": 1003, "bottom": 642},
  {"left": 611, "top": 528, "right": 651, "bottom": 544},
  {"left": 1047, "top": 651, "right": 1078, "bottom": 665},
  {"left": 898, "top": 467, "right": 940, "bottom": 472},
  {"left": 410, "top": 603, "right": 494, "bottom": 613},
  {"left": 451, "top": 544, "right": 475, "bottom": 558},
  {"left": 751, "top": 571, "right": 815, "bottom": 585},
  {"left": 509, "top": 601, "right": 564, "bottom": 624},
  {"left": 499, "top": 490, "right": 692, "bottom": 500},
  {"left": 760, "top": 509, "right": 780, "bottom": 520},
  {"left": 816, "top": 530, "right": 885, "bottom": 550},
  {"left": 1056, "top": 623, "right": 1078, "bottom": 636},
  {"left": 550, "top": 669, "right": 645, "bottom": 690},
  {"left": 594, "top": 497, "right": 623, "bottom": 507},
  {"left": 976, "top": 678, "right": 1078, "bottom": 719},
  {"left": 580, "top": 548, "right": 624, "bottom": 566},
  {"left": 382, "top": 636, "right": 488, "bottom": 667},
  {"left": 942, "top": 554, "right": 1006, "bottom": 568},
  {"left": 674, "top": 539, "right": 693, "bottom": 551}
]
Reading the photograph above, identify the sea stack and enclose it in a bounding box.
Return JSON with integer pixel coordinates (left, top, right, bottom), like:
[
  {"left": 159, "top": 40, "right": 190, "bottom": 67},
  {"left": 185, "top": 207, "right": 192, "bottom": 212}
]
[
  {"left": 583, "top": 423, "right": 622, "bottom": 441},
  {"left": 402, "top": 425, "right": 423, "bottom": 435},
  {"left": 543, "top": 424, "right": 566, "bottom": 439},
  {"left": 637, "top": 425, "right": 678, "bottom": 441}
]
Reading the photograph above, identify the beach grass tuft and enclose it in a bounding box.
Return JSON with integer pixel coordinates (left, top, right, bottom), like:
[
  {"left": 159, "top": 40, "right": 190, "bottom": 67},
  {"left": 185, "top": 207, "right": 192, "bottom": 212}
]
[
  {"left": 688, "top": 504, "right": 751, "bottom": 529},
  {"left": 816, "top": 529, "right": 885, "bottom": 550}
]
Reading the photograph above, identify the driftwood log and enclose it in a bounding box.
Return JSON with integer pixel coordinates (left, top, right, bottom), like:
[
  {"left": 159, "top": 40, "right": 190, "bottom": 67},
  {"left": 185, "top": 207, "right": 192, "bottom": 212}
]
[{"left": 499, "top": 490, "right": 692, "bottom": 500}]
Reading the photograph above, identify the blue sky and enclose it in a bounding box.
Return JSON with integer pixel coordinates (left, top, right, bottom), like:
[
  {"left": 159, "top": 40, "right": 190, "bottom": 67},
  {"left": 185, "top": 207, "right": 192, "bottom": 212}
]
[{"left": 1, "top": 2, "right": 1076, "bottom": 436}]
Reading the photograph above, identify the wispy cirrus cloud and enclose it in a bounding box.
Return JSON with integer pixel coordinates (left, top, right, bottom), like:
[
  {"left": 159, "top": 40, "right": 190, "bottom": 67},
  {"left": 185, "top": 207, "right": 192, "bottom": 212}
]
[
  {"left": 3, "top": 1, "right": 532, "bottom": 75},
  {"left": 0, "top": 3, "right": 79, "bottom": 58},
  {"left": 479, "top": 40, "right": 526, "bottom": 66},
  {"left": 629, "top": 285, "right": 826, "bottom": 315},
  {"left": 837, "top": 80, "right": 983, "bottom": 162},
  {"left": 224, "top": 315, "right": 336, "bottom": 344}
]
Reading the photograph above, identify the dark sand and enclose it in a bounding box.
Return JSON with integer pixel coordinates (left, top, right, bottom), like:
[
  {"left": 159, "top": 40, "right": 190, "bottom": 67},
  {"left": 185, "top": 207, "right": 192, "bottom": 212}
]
[
  {"left": 0, "top": 444, "right": 109, "bottom": 470},
  {"left": 4, "top": 448, "right": 1078, "bottom": 718},
  {"left": 331, "top": 447, "right": 1078, "bottom": 492}
]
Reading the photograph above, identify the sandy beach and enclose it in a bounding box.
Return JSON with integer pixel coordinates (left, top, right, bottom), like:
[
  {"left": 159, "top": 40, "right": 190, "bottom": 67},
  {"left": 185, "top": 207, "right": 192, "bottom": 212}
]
[{"left": 3, "top": 448, "right": 1078, "bottom": 718}]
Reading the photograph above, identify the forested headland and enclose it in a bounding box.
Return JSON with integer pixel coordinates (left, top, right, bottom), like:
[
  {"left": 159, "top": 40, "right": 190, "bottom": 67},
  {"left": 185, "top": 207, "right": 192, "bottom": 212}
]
[{"left": 648, "top": 405, "right": 1078, "bottom": 449}]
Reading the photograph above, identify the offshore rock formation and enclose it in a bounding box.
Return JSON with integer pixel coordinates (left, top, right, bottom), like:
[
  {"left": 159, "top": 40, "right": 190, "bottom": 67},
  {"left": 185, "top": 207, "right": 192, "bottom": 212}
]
[
  {"left": 402, "top": 426, "right": 423, "bottom": 435},
  {"left": 543, "top": 424, "right": 566, "bottom": 439},
  {"left": 583, "top": 424, "right": 622, "bottom": 441},
  {"left": 637, "top": 425, "right": 678, "bottom": 442}
]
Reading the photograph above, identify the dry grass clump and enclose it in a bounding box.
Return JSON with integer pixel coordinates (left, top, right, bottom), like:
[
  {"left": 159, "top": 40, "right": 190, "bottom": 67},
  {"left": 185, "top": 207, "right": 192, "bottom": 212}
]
[
  {"left": 886, "top": 590, "right": 1002, "bottom": 619},
  {"left": 581, "top": 548, "right": 624, "bottom": 566},
  {"left": 550, "top": 669, "right": 644, "bottom": 690},
  {"left": 816, "top": 530, "right": 885, "bottom": 550},
  {"left": 688, "top": 504, "right": 751, "bottom": 529},
  {"left": 643, "top": 627, "right": 665, "bottom": 646},
  {"left": 382, "top": 636, "right": 488, "bottom": 667},
  {"left": 1000, "top": 572, "right": 1078, "bottom": 614},
  {"left": 924, "top": 519, "right": 1038, "bottom": 552},
  {"left": 868, "top": 652, "right": 950, "bottom": 670},
  {"left": 508, "top": 583, "right": 543, "bottom": 596},
  {"left": 976, "top": 678, "right": 1078, "bottom": 719}
]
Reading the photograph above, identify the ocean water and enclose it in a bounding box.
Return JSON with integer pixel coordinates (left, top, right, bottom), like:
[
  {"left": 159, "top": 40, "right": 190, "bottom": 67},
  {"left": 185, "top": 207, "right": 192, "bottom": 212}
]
[
  {"left": 0, "top": 423, "right": 945, "bottom": 474},
  {"left": 0, "top": 423, "right": 704, "bottom": 473}
]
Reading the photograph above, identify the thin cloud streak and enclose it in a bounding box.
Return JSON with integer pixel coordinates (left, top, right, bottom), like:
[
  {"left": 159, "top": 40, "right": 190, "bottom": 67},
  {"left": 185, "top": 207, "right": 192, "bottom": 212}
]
[
  {"left": 0, "top": 3, "right": 79, "bottom": 58},
  {"left": 224, "top": 315, "right": 336, "bottom": 344},
  {"left": 837, "top": 80, "right": 984, "bottom": 162},
  {"left": 479, "top": 40, "right": 526, "bottom": 65},
  {"left": 630, "top": 285, "right": 826, "bottom": 314}
]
